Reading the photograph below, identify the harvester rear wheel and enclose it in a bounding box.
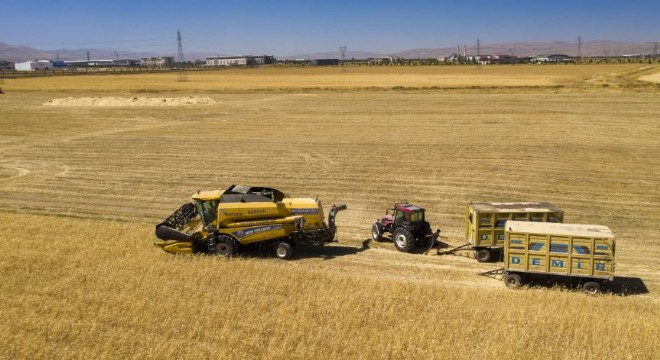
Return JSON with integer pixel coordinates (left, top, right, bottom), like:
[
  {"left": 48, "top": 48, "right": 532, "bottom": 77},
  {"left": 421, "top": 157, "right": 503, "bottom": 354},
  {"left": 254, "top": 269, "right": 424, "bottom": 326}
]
[
  {"left": 475, "top": 249, "right": 492, "bottom": 263},
  {"left": 275, "top": 241, "right": 293, "bottom": 260},
  {"left": 504, "top": 273, "right": 523, "bottom": 289},
  {"left": 583, "top": 281, "right": 602, "bottom": 295},
  {"left": 372, "top": 223, "right": 384, "bottom": 242},
  {"left": 393, "top": 228, "right": 414, "bottom": 253},
  {"left": 214, "top": 235, "right": 235, "bottom": 257}
]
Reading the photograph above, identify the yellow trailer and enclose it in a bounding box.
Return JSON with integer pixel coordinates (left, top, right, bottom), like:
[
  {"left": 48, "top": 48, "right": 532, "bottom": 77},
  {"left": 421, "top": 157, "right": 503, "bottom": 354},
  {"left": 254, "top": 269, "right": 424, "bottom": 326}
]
[
  {"left": 503, "top": 221, "right": 615, "bottom": 294},
  {"left": 466, "top": 202, "right": 563, "bottom": 262}
]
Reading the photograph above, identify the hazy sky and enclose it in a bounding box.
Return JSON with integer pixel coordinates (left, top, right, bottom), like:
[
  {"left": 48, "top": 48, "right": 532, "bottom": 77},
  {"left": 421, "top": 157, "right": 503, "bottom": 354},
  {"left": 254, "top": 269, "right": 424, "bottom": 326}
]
[{"left": 2, "top": 0, "right": 658, "bottom": 55}]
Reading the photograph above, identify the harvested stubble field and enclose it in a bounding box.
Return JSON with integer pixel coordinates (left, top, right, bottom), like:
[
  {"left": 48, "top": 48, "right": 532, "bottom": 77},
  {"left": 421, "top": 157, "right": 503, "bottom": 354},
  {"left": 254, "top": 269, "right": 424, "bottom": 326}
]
[{"left": 1, "top": 64, "right": 659, "bottom": 359}]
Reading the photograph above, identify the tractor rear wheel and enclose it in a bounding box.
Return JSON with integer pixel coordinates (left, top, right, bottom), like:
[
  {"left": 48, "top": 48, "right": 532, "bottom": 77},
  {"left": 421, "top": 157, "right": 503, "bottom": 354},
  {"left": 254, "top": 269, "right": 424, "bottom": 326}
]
[
  {"left": 583, "top": 281, "right": 602, "bottom": 295},
  {"left": 475, "top": 249, "right": 492, "bottom": 262},
  {"left": 275, "top": 241, "right": 293, "bottom": 260},
  {"left": 372, "top": 223, "right": 384, "bottom": 242},
  {"left": 504, "top": 273, "right": 523, "bottom": 289},
  {"left": 214, "top": 235, "right": 236, "bottom": 257},
  {"left": 393, "top": 228, "right": 414, "bottom": 253}
]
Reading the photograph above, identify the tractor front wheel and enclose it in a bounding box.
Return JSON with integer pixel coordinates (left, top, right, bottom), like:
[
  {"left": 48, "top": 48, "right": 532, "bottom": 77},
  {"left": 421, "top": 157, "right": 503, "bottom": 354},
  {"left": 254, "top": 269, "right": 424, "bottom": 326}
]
[
  {"left": 393, "top": 228, "right": 414, "bottom": 253},
  {"left": 372, "top": 223, "right": 384, "bottom": 242}
]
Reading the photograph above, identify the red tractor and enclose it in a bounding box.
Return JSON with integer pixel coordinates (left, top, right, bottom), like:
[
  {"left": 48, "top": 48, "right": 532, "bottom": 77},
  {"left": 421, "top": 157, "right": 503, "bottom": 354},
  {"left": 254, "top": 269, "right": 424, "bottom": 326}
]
[{"left": 371, "top": 203, "right": 439, "bottom": 252}]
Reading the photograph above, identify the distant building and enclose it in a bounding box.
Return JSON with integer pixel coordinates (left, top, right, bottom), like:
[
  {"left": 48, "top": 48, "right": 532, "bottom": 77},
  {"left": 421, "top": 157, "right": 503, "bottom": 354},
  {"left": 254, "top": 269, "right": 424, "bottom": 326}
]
[
  {"left": 112, "top": 59, "right": 140, "bottom": 66},
  {"left": 205, "top": 55, "right": 275, "bottom": 67},
  {"left": 548, "top": 54, "right": 571, "bottom": 62},
  {"left": 14, "top": 60, "right": 53, "bottom": 71},
  {"left": 311, "top": 59, "right": 340, "bottom": 66},
  {"left": 206, "top": 56, "right": 248, "bottom": 66},
  {"left": 140, "top": 57, "right": 174, "bottom": 67},
  {"left": 65, "top": 60, "right": 115, "bottom": 67},
  {"left": 530, "top": 56, "right": 550, "bottom": 63}
]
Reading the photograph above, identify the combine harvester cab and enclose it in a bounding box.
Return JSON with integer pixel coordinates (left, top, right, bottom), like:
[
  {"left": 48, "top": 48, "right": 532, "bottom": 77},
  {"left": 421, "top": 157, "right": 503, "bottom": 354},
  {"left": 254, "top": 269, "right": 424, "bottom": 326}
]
[
  {"left": 465, "top": 202, "right": 563, "bottom": 262},
  {"left": 155, "top": 185, "right": 346, "bottom": 259},
  {"left": 502, "top": 221, "right": 615, "bottom": 295}
]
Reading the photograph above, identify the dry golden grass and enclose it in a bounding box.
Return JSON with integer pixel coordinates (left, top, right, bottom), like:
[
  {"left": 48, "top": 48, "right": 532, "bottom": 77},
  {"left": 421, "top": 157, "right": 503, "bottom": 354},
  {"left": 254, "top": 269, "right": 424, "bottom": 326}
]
[
  {"left": 4, "top": 63, "right": 656, "bottom": 93},
  {"left": 2, "top": 213, "right": 658, "bottom": 359},
  {"left": 1, "top": 64, "right": 659, "bottom": 359}
]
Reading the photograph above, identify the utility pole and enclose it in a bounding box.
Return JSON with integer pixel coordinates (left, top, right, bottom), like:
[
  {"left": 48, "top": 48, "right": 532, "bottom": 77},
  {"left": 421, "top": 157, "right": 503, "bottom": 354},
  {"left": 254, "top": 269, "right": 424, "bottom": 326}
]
[
  {"left": 86, "top": 51, "right": 90, "bottom": 62},
  {"left": 477, "top": 38, "right": 480, "bottom": 57},
  {"left": 114, "top": 51, "right": 119, "bottom": 61},
  {"left": 176, "top": 29, "right": 188, "bottom": 81}
]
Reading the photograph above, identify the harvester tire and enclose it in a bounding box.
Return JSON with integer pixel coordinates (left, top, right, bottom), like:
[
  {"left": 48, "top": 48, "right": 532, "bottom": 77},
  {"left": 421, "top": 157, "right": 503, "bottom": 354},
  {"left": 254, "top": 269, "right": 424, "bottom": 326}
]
[
  {"left": 475, "top": 249, "right": 492, "bottom": 263},
  {"left": 504, "top": 273, "right": 523, "bottom": 289},
  {"left": 393, "top": 228, "right": 414, "bottom": 253},
  {"left": 372, "top": 223, "right": 384, "bottom": 242},
  {"left": 214, "top": 235, "right": 236, "bottom": 257},
  {"left": 583, "top": 281, "right": 602, "bottom": 295},
  {"left": 275, "top": 241, "right": 293, "bottom": 260}
]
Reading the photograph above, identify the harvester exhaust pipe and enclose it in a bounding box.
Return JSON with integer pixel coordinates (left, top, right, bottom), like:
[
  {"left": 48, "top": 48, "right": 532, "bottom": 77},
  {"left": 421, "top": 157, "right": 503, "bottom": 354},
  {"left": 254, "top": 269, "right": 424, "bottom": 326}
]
[{"left": 326, "top": 203, "right": 347, "bottom": 242}]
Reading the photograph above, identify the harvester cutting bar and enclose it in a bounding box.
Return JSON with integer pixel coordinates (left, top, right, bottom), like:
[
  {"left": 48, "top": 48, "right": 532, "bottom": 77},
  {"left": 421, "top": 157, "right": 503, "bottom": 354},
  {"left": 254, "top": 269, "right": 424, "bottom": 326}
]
[
  {"left": 158, "top": 202, "right": 196, "bottom": 230},
  {"left": 155, "top": 202, "right": 198, "bottom": 242}
]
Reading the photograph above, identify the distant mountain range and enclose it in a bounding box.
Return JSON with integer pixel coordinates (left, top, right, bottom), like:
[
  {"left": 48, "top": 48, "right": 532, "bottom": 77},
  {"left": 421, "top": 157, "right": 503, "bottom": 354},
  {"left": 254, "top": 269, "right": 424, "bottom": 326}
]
[{"left": 1, "top": 40, "right": 656, "bottom": 62}]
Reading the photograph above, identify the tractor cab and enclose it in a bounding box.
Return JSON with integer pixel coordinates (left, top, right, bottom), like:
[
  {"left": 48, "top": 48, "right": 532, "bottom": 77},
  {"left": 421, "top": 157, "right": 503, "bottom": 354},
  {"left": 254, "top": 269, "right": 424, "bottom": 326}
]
[{"left": 381, "top": 203, "right": 426, "bottom": 228}]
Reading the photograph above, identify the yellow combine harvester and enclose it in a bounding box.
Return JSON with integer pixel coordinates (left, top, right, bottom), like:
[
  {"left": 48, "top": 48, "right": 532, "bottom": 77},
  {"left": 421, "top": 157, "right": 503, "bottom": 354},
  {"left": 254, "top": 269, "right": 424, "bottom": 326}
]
[{"left": 155, "top": 185, "right": 346, "bottom": 259}]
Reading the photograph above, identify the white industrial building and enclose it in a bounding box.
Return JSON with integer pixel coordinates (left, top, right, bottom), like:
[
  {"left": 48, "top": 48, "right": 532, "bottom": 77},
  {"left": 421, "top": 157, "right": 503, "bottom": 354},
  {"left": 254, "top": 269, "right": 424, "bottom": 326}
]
[
  {"left": 205, "top": 56, "right": 273, "bottom": 67},
  {"left": 14, "top": 60, "right": 53, "bottom": 71},
  {"left": 140, "top": 57, "right": 174, "bottom": 67},
  {"left": 206, "top": 56, "right": 249, "bottom": 66}
]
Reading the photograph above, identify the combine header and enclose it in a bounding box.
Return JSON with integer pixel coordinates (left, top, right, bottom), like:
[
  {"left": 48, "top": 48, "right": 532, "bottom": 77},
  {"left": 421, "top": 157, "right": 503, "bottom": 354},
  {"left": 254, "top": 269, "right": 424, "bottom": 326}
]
[{"left": 155, "top": 185, "right": 346, "bottom": 259}]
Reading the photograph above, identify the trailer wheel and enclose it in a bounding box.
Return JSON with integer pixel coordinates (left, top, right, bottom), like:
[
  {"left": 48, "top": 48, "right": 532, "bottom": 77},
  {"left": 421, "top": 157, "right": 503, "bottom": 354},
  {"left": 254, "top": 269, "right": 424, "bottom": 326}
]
[
  {"left": 372, "top": 223, "right": 384, "bottom": 242},
  {"left": 504, "top": 273, "right": 523, "bottom": 289},
  {"left": 275, "top": 242, "right": 293, "bottom": 260},
  {"left": 393, "top": 228, "right": 414, "bottom": 253},
  {"left": 583, "top": 281, "right": 602, "bottom": 295},
  {"left": 475, "top": 249, "right": 492, "bottom": 262},
  {"left": 214, "top": 235, "right": 235, "bottom": 257}
]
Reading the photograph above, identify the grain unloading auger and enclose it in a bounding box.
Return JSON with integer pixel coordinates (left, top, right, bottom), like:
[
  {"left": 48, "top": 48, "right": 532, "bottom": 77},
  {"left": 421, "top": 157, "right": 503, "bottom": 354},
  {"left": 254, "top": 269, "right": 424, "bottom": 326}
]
[{"left": 154, "top": 185, "right": 347, "bottom": 259}]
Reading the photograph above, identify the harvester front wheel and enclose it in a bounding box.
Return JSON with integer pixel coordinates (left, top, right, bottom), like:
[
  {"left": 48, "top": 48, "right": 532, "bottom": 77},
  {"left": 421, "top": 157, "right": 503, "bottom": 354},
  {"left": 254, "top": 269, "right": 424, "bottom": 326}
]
[
  {"left": 504, "top": 273, "right": 523, "bottom": 289},
  {"left": 372, "top": 223, "right": 384, "bottom": 242},
  {"left": 275, "top": 241, "right": 293, "bottom": 260},
  {"left": 583, "top": 281, "right": 602, "bottom": 295},
  {"left": 393, "top": 228, "right": 414, "bottom": 253},
  {"left": 214, "top": 235, "right": 236, "bottom": 257}
]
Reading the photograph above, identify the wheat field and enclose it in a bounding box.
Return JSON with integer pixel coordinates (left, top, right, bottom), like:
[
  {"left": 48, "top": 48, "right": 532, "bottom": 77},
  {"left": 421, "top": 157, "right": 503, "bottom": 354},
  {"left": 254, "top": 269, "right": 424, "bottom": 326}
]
[{"left": 1, "top": 64, "right": 659, "bottom": 359}]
